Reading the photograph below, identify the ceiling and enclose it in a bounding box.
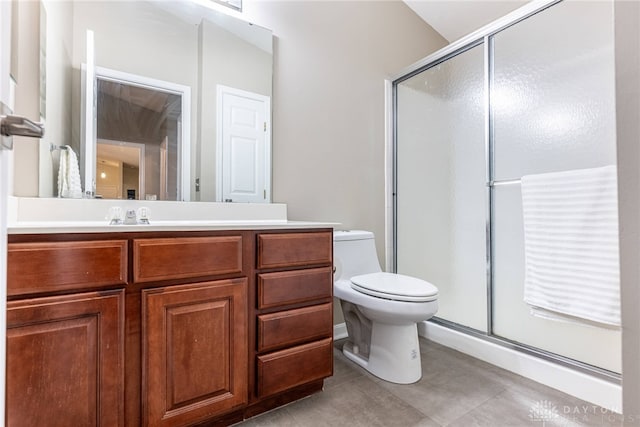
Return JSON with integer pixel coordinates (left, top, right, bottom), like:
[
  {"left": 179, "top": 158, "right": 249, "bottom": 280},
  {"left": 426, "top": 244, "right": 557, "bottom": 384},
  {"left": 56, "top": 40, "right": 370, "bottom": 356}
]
[
  {"left": 97, "top": 143, "right": 142, "bottom": 168},
  {"left": 404, "top": 0, "right": 528, "bottom": 42}
]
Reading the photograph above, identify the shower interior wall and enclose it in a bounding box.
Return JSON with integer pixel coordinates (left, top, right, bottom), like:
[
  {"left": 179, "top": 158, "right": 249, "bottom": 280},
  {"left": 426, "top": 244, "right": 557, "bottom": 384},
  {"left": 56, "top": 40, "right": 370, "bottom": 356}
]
[{"left": 396, "top": 43, "right": 487, "bottom": 332}]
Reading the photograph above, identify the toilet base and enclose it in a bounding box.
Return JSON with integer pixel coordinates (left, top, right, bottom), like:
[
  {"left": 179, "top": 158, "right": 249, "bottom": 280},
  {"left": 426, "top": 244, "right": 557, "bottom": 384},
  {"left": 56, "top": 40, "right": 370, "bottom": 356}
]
[{"left": 342, "top": 322, "right": 422, "bottom": 384}]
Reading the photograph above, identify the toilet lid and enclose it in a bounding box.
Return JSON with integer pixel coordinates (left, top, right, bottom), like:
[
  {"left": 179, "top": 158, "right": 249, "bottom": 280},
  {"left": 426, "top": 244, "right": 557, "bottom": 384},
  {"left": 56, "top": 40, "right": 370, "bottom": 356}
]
[{"left": 350, "top": 272, "right": 438, "bottom": 302}]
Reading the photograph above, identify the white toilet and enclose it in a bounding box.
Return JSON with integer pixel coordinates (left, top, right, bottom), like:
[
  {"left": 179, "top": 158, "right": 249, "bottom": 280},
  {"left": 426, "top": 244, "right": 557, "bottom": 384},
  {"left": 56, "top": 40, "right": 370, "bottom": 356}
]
[{"left": 333, "top": 230, "right": 438, "bottom": 384}]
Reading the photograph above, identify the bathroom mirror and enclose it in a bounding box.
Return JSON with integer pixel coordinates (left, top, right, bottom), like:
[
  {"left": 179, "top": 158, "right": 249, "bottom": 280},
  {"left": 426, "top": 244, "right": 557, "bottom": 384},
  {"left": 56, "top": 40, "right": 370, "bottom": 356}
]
[{"left": 38, "top": 0, "right": 273, "bottom": 202}]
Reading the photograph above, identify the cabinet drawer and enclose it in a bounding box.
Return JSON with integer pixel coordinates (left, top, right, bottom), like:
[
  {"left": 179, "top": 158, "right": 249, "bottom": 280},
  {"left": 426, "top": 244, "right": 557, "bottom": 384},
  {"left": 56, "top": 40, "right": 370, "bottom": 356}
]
[
  {"left": 256, "top": 338, "right": 333, "bottom": 398},
  {"left": 257, "top": 267, "right": 332, "bottom": 309},
  {"left": 257, "top": 232, "right": 332, "bottom": 269},
  {"left": 7, "top": 240, "right": 127, "bottom": 296},
  {"left": 257, "top": 303, "right": 332, "bottom": 352},
  {"left": 133, "top": 236, "right": 242, "bottom": 283}
]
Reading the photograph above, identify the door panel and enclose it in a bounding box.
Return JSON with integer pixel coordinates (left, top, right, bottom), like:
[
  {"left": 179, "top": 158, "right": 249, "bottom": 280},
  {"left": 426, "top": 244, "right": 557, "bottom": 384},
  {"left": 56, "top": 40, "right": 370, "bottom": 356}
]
[
  {"left": 217, "top": 85, "right": 270, "bottom": 203},
  {"left": 6, "top": 290, "right": 125, "bottom": 427},
  {"left": 1, "top": 2, "right": 13, "bottom": 423},
  {"left": 395, "top": 44, "right": 487, "bottom": 332},
  {"left": 142, "top": 278, "right": 248, "bottom": 427},
  {"left": 491, "top": 0, "right": 620, "bottom": 372}
]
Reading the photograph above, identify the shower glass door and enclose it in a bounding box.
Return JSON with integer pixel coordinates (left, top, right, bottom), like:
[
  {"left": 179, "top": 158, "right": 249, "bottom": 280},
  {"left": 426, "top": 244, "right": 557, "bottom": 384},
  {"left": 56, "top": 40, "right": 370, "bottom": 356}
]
[
  {"left": 393, "top": 0, "right": 620, "bottom": 375},
  {"left": 395, "top": 44, "right": 488, "bottom": 332},
  {"left": 490, "top": 0, "right": 620, "bottom": 372}
]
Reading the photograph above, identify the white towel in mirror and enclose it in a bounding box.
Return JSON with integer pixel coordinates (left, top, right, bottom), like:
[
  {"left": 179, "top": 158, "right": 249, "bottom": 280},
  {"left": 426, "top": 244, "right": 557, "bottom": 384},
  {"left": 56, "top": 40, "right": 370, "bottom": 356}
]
[{"left": 57, "top": 145, "right": 83, "bottom": 198}]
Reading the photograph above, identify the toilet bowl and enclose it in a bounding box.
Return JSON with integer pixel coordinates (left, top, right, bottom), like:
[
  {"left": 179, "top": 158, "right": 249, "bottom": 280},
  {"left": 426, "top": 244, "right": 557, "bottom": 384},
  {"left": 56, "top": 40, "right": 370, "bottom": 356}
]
[{"left": 333, "top": 230, "right": 438, "bottom": 384}]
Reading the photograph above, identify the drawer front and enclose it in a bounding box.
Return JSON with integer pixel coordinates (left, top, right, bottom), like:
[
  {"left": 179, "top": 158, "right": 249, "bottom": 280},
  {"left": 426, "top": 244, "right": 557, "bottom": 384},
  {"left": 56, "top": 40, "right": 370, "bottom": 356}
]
[
  {"left": 257, "top": 267, "right": 333, "bottom": 309},
  {"left": 133, "top": 236, "right": 242, "bottom": 283},
  {"left": 256, "top": 338, "right": 333, "bottom": 398},
  {"left": 257, "top": 303, "right": 332, "bottom": 352},
  {"left": 257, "top": 232, "right": 332, "bottom": 269},
  {"left": 7, "top": 240, "right": 127, "bottom": 296}
]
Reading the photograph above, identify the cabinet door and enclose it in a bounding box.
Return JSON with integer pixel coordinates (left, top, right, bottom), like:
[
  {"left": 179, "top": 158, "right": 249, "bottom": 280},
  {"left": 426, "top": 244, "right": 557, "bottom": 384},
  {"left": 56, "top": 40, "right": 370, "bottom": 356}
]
[
  {"left": 6, "top": 290, "right": 125, "bottom": 427},
  {"left": 143, "top": 278, "right": 248, "bottom": 427}
]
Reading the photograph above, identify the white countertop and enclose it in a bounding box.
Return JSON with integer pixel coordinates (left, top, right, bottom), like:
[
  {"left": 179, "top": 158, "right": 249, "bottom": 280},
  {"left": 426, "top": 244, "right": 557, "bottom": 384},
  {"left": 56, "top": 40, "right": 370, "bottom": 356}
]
[
  {"left": 8, "top": 220, "right": 339, "bottom": 234},
  {"left": 7, "top": 197, "right": 339, "bottom": 234}
]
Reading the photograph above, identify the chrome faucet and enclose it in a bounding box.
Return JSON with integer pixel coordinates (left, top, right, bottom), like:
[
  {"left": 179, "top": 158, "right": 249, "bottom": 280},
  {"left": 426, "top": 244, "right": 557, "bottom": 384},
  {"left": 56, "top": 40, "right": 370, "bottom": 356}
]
[{"left": 124, "top": 209, "right": 137, "bottom": 225}]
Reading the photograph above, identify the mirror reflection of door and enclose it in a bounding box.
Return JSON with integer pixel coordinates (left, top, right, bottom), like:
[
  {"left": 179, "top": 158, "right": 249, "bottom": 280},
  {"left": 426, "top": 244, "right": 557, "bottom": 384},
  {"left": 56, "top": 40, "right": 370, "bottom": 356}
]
[
  {"left": 96, "top": 77, "right": 182, "bottom": 200},
  {"left": 96, "top": 141, "right": 145, "bottom": 200},
  {"left": 83, "top": 65, "right": 190, "bottom": 201},
  {"left": 216, "top": 85, "right": 271, "bottom": 203}
]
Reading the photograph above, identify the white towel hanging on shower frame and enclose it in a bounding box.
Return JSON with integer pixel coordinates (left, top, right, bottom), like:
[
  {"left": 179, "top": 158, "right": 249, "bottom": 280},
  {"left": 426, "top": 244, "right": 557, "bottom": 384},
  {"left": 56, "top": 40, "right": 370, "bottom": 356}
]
[{"left": 521, "top": 165, "right": 620, "bottom": 327}]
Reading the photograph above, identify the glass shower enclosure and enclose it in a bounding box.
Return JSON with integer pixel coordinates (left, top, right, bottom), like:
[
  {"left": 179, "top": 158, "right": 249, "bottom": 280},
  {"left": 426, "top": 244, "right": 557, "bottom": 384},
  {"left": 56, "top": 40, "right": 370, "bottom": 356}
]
[{"left": 393, "top": 0, "right": 619, "bottom": 376}]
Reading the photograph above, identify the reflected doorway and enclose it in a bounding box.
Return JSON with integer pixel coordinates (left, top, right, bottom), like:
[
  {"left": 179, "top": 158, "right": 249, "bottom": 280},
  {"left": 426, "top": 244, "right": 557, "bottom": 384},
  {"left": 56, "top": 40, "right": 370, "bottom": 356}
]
[
  {"left": 82, "top": 62, "right": 191, "bottom": 201},
  {"left": 216, "top": 85, "right": 271, "bottom": 203},
  {"left": 96, "top": 140, "right": 145, "bottom": 200},
  {"left": 95, "top": 76, "right": 183, "bottom": 200}
]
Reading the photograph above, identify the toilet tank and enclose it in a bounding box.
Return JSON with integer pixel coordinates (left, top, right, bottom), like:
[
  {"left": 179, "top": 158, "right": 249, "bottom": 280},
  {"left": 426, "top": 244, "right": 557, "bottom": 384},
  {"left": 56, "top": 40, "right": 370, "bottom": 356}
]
[{"left": 333, "top": 230, "right": 382, "bottom": 281}]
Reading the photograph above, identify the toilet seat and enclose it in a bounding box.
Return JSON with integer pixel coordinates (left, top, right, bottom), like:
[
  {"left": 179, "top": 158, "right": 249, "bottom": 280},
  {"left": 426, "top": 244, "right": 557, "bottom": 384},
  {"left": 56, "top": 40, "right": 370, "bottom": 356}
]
[{"left": 350, "top": 272, "right": 438, "bottom": 302}]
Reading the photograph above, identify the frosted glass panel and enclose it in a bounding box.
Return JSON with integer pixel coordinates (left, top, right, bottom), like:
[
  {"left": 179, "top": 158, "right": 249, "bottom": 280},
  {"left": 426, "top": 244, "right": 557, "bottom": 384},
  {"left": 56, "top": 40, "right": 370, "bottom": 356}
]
[
  {"left": 491, "top": 0, "right": 620, "bottom": 372},
  {"left": 492, "top": 0, "right": 616, "bottom": 180},
  {"left": 396, "top": 45, "right": 487, "bottom": 332},
  {"left": 492, "top": 186, "right": 620, "bottom": 372}
]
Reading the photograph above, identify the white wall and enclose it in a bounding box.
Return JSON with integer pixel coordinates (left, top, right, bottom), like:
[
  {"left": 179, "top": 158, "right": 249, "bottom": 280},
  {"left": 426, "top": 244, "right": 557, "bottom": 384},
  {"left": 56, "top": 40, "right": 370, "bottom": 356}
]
[
  {"left": 243, "top": 0, "right": 446, "bottom": 267},
  {"left": 11, "top": 1, "right": 41, "bottom": 197}
]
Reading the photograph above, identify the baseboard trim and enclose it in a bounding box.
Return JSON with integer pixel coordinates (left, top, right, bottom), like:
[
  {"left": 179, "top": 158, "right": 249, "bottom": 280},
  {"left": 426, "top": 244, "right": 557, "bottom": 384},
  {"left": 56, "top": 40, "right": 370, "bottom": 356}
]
[
  {"left": 418, "top": 321, "right": 622, "bottom": 412},
  {"left": 334, "top": 323, "right": 348, "bottom": 340}
]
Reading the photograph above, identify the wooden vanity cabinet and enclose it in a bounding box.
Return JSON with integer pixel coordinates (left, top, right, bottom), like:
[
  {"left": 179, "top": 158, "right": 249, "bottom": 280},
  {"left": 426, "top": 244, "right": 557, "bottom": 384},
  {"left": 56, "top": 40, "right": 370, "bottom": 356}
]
[
  {"left": 6, "top": 228, "right": 333, "bottom": 426},
  {"left": 6, "top": 239, "right": 127, "bottom": 427},
  {"left": 133, "top": 234, "right": 250, "bottom": 427},
  {"left": 248, "top": 230, "right": 334, "bottom": 415}
]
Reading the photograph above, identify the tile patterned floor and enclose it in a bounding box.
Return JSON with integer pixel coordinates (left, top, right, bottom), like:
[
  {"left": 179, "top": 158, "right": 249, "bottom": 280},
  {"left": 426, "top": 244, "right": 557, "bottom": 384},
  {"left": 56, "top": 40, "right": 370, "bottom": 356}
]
[{"left": 237, "top": 338, "right": 627, "bottom": 427}]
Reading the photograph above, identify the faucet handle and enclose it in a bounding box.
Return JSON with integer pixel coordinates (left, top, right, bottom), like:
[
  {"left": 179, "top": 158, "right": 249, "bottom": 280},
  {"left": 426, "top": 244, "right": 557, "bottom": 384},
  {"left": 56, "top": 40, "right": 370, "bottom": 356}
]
[
  {"left": 108, "top": 207, "right": 123, "bottom": 225},
  {"left": 137, "top": 207, "right": 150, "bottom": 224},
  {"left": 124, "top": 209, "right": 137, "bottom": 225}
]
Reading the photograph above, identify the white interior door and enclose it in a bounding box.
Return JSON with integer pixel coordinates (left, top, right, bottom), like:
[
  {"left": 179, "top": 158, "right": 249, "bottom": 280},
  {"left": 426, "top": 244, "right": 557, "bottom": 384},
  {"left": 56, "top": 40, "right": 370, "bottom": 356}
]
[
  {"left": 216, "top": 85, "right": 270, "bottom": 203},
  {"left": 0, "top": 1, "right": 12, "bottom": 424}
]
